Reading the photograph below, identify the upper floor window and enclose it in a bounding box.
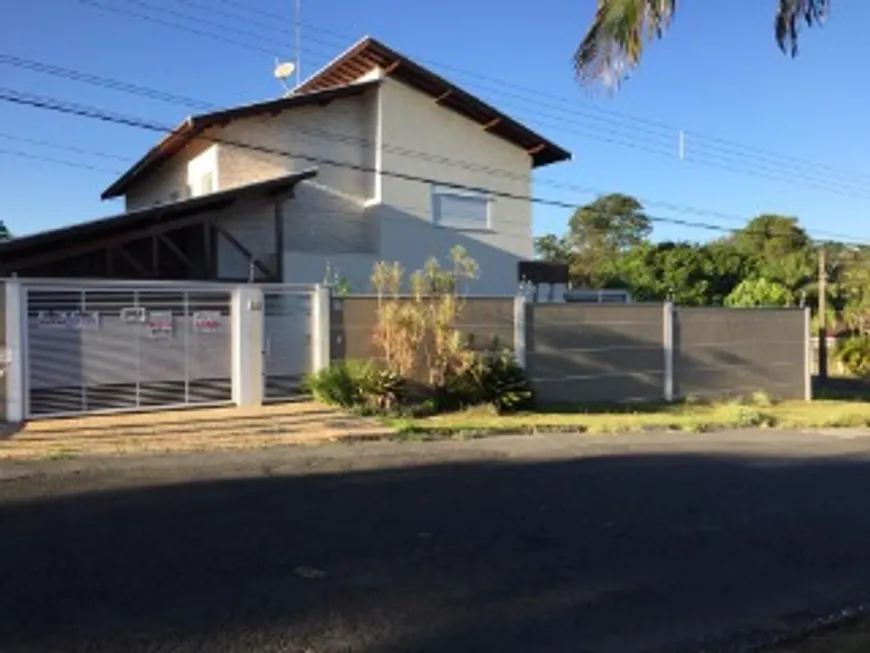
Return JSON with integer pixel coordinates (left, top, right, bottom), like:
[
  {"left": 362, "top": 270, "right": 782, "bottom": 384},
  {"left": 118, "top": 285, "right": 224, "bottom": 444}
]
[
  {"left": 200, "top": 172, "right": 215, "bottom": 194},
  {"left": 431, "top": 184, "right": 491, "bottom": 230}
]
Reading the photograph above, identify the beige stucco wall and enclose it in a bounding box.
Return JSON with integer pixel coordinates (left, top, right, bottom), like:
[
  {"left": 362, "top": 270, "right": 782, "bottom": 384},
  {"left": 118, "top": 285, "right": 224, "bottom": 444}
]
[
  {"left": 125, "top": 135, "right": 216, "bottom": 211},
  {"left": 375, "top": 77, "right": 534, "bottom": 295}
]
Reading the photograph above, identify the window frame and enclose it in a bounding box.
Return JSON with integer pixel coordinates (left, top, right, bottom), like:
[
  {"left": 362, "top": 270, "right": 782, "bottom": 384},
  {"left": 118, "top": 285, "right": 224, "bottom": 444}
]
[{"left": 430, "top": 184, "right": 492, "bottom": 231}]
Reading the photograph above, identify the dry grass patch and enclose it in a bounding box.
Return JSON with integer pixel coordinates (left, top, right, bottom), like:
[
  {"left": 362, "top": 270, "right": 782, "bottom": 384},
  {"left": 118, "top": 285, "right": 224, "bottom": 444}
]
[{"left": 393, "top": 397, "right": 870, "bottom": 437}]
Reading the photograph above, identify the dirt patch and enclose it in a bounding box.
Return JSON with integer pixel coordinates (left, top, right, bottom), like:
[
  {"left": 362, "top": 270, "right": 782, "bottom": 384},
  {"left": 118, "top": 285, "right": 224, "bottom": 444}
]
[{"left": 0, "top": 402, "right": 393, "bottom": 460}]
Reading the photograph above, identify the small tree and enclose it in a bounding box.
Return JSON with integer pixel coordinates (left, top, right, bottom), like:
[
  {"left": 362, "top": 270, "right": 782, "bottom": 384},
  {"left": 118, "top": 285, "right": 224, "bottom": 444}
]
[
  {"left": 369, "top": 246, "right": 479, "bottom": 388},
  {"left": 725, "top": 278, "right": 795, "bottom": 308}
]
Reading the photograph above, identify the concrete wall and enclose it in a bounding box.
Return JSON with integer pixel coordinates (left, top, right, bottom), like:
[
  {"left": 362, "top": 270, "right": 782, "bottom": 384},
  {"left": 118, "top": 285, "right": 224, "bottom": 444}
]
[
  {"left": 330, "top": 300, "right": 809, "bottom": 403},
  {"left": 526, "top": 304, "right": 666, "bottom": 404},
  {"left": 331, "top": 296, "right": 515, "bottom": 366},
  {"left": 674, "top": 307, "right": 807, "bottom": 400},
  {"left": 0, "top": 282, "right": 6, "bottom": 421},
  {"left": 376, "top": 78, "right": 533, "bottom": 295}
]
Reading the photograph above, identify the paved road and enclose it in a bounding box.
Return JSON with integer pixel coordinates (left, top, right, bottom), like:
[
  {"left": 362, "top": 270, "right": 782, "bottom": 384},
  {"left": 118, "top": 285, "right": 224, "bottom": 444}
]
[{"left": 4, "top": 430, "right": 870, "bottom": 653}]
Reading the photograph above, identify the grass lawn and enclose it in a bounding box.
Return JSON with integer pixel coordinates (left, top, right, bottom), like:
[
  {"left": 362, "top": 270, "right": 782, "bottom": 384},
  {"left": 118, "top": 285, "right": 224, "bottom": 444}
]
[
  {"left": 390, "top": 397, "right": 870, "bottom": 437},
  {"left": 779, "top": 621, "right": 870, "bottom": 652}
]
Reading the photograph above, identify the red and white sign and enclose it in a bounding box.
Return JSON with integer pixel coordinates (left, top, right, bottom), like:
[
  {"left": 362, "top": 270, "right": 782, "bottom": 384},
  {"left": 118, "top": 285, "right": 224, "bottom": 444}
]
[
  {"left": 193, "top": 311, "right": 222, "bottom": 334},
  {"left": 147, "top": 311, "right": 173, "bottom": 339}
]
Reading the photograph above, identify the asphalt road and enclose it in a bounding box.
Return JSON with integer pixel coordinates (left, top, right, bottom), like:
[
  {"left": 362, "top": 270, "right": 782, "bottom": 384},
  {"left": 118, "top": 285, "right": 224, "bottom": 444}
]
[{"left": 4, "top": 430, "right": 870, "bottom": 653}]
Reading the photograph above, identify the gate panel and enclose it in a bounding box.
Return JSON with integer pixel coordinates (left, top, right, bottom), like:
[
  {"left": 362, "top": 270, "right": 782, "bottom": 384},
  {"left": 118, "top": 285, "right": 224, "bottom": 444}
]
[
  {"left": 263, "top": 290, "right": 311, "bottom": 400},
  {"left": 26, "top": 285, "right": 233, "bottom": 418}
]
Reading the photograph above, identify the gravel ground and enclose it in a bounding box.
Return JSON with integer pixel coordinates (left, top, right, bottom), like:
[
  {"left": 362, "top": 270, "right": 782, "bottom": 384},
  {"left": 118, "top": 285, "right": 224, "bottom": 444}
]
[{"left": 3, "top": 429, "right": 870, "bottom": 652}]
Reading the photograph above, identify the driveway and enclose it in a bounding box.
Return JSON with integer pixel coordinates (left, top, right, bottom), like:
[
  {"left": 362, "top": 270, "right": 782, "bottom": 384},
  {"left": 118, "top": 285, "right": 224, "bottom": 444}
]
[{"left": 3, "top": 429, "right": 870, "bottom": 652}]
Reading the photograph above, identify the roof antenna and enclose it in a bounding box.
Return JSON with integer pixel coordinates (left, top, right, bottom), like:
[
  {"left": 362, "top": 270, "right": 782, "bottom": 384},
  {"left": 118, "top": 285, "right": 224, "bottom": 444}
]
[
  {"left": 294, "top": 0, "right": 302, "bottom": 87},
  {"left": 274, "top": 59, "right": 297, "bottom": 96}
]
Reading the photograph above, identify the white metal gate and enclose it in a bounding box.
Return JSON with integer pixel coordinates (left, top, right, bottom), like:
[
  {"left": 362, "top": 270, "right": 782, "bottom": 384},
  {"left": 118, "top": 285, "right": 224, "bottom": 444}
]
[
  {"left": 262, "top": 288, "right": 312, "bottom": 400},
  {"left": 25, "top": 284, "right": 233, "bottom": 418}
]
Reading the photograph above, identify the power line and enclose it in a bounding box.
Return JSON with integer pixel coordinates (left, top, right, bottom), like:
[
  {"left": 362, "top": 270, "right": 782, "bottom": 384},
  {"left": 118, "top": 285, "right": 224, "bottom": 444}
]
[
  {"left": 117, "top": 0, "right": 291, "bottom": 51},
  {"left": 0, "top": 147, "right": 122, "bottom": 174},
  {"left": 0, "top": 132, "right": 130, "bottom": 161},
  {"left": 292, "top": 21, "right": 870, "bottom": 190},
  {"left": 2, "top": 53, "right": 867, "bottom": 238},
  {"left": 80, "top": 0, "right": 278, "bottom": 56},
  {"left": 178, "top": 0, "right": 294, "bottom": 36},
  {"left": 1, "top": 89, "right": 867, "bottom": 247},
  {"left": 0, "top": 61, "right": 761, "bottom": 226},
  {"left": 74, "top": 2, "right": 870, "bottom": 196},
  {"left": 0, "top": 53, "right": 216, "bottom": 111}
]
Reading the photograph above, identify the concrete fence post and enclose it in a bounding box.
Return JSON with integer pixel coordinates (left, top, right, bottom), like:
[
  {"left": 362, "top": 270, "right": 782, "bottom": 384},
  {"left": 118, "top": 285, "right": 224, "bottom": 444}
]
[
  {"left": 513, "top": 294, "right": 527, "bottom": 368},
  {"left": 663, "top": 301, "right": 675, "bottom": 402},
  {"left": 804, "top": 306, "right": 813, "bottom": 400},
  {"left": 311, "top": 284, "right": 331, "bottom": 373},
  {"left": 231, "top": 285, "right": 264, "bottom": 407},
  {"left": 5, "top": 280, "right": 25, "bottom": 422}
]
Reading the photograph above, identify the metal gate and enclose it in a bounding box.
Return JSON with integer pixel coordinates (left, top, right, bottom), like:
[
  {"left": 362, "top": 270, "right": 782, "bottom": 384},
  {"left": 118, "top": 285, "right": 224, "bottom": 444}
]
[
  {"left": 25, "top": 284, "right": 234, "bottom": 418},
  {"left": 262, "top": 288, "right": 312, "bottom": 400}
]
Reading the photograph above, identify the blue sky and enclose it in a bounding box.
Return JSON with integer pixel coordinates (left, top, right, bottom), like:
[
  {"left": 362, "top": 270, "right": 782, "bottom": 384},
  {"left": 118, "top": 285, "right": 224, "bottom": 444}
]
[{"left": 1, "top": 0, "right": 868, "bottom": 245}]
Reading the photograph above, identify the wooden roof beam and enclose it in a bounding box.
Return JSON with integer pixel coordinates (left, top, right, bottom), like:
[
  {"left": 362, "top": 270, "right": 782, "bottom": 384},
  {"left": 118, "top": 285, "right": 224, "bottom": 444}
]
[
  {"left": 435, "top": 89, "right": 452, "bottom": 103},
  {"left": 382, "top": 60, "right": 401, "bottom": 75},
  {"left": 527, "top": 143, "right": 547, "bottom": 155},
  {"left": 483, "top": 118, "right": 501, "bottom": 131}
]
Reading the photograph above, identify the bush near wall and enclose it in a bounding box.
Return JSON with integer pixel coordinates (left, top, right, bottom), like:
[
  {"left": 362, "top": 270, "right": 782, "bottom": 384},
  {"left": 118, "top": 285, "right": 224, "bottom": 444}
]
[{"left": 304, "top": 247, "right": 534, "bottom": 416}]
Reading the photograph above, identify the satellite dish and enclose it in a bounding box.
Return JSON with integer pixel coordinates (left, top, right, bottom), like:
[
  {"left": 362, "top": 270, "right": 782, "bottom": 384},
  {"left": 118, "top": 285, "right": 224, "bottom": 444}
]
[
  {"left": 274, "top": 61, "right": 296, "bottom": 80},
  {"left": 274, "top": 60, "right": 297, "bottom": 95}
]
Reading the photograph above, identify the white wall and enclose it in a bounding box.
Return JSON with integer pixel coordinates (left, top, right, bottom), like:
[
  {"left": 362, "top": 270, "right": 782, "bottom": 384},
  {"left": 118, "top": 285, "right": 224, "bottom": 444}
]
[{"left": 375, "top": 78, "right": 533, "bottom": 295}]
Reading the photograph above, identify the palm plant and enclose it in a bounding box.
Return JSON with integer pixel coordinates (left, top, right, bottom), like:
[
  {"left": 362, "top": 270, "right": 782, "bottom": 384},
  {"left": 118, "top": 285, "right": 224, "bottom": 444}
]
[{"left": 575, "top": 0, "right": 830, "bottom": 87}]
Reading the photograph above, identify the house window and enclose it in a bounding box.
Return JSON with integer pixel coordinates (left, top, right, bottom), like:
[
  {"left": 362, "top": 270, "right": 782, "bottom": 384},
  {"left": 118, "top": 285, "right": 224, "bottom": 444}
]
[
  {"left": 431, "top": 185, "right": 491, "bottom": 230},
  {"left": 200, "top": 172, "right": 215, "bottom": 194}
]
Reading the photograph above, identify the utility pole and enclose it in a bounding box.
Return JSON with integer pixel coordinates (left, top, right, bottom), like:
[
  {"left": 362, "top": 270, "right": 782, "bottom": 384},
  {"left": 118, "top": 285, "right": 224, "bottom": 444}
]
[{"left": 818, "top": 246, "right": 828, "bottom": 382}]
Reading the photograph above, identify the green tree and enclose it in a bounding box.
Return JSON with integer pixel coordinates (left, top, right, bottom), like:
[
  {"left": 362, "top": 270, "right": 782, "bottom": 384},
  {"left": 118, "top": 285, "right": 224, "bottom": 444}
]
[
  {"left": 574, "top": 0, "right": 828, "bottom": 86},
  {"left": 566, "top": 193, "right": 651, "bottom": 287},
  {"left": 534, "top": 234, "right": 572, "bottom": 263},
  {"left": 728, "top": 215, "right": 815, "bottom": 292},
  {"left": 604, "top": 241, "right": 721, "bottom": 305},
  {"left": 0, "top": 220, "right": 12, "bottom": 242},
  {"left": 725, "top": 278, "right": 795, "bottom": 307}
]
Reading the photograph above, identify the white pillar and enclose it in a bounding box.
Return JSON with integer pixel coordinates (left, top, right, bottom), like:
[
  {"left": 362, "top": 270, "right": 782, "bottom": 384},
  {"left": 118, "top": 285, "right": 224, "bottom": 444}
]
[
  {"left": 311, "top": 284, "right": 331, "bottom": 373},
  {"left": 231, "top": 285, "right": 264, "bottom": 407},
  {"left": 5, "top": 280, "right": 25, "bottom": 422},
  {"left": 513, "top": 294, "right": 527, "bottom": 368},
  {"left": 804, "top": 306, "right": 813, "bottom": 401},
  {"left": 663, "top": 301, "right": 675, "bottom": 402}
]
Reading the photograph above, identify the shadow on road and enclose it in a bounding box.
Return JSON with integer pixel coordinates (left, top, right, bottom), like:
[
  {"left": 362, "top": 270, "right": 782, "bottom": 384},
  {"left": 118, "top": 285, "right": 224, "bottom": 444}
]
[{"left": 4, "top": 450, "right": 870, "bottom": 652}]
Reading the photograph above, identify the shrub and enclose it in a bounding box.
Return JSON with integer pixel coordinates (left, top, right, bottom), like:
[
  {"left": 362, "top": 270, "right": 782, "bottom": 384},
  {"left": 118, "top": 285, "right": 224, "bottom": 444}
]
[
  {"left": 303, "top": 360, "right": 372, "bottom": 408},
  {"left": 836, "top": 335, "right": 870, "bottom": 379},
  {"left": 436, "top": 350, "right": 535, "bottom": 414},
  {"left": 304, "top": 360, "right": 406, "bottom": 413}
]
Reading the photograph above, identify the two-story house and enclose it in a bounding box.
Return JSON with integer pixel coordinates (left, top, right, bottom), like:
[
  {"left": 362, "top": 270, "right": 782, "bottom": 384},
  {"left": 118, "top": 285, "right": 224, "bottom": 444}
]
[{"left": 0, "top": 37, "right": 570, "bottom": 294}]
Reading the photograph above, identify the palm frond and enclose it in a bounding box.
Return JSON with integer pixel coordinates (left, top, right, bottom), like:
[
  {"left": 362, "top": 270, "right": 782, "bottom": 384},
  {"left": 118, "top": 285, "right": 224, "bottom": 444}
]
[
  {"left": 775, "top": 0, "right": 829, "bottom": 56},
  {"left": 574, "top": 0, "right": 677, "bottom": 88},
  {"left": 576, "top": 0, "right": 830, "bottom": 88}
]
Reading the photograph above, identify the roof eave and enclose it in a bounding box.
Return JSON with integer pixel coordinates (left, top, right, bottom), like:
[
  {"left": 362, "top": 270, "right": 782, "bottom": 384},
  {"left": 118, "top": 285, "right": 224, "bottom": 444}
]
[{"left": 101, "top": 117, "right": 196, "bottom": 200}]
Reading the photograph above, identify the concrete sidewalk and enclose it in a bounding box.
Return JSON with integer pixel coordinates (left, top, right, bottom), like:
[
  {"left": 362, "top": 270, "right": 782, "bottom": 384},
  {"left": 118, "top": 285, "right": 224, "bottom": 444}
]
[{"left": 0, "top": 401, "right": 393, "bottom": 459}]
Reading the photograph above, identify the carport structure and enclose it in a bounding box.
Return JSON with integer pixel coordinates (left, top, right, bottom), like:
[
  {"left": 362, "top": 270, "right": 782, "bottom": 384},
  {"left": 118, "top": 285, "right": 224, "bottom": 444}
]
[
  {"left": 0, "top": 169, "right": 324, "bottom": 421},
  {"left": 0, "top": 169, "right": 317, "bottom": 281}
]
